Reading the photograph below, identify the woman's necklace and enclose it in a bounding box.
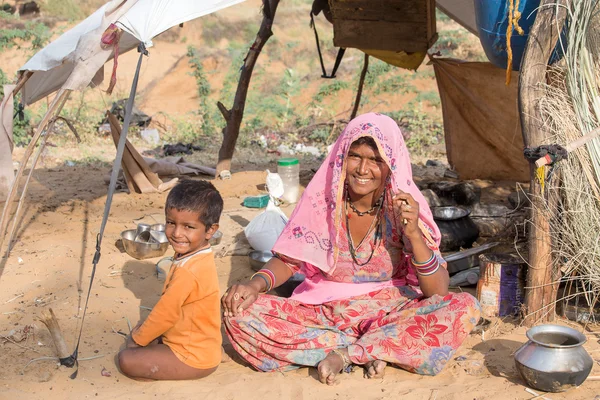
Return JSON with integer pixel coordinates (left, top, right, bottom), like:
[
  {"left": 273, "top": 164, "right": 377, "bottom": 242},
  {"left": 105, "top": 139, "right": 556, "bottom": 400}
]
[
  {"left": 346, "top": 192, "right": 384, "bottom": 217},
  {"left": 345, "top": 191, "right": 384, "bottom": 266}
]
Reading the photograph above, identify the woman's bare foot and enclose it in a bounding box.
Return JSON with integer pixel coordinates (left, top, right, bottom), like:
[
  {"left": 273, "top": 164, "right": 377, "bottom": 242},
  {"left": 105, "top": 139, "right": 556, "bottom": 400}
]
[
  {"left": 364, "top": 360, "right": 386, "bottom": 379},
  {"left": 317, "top": 350, "right": 347, "bottom": 385}
]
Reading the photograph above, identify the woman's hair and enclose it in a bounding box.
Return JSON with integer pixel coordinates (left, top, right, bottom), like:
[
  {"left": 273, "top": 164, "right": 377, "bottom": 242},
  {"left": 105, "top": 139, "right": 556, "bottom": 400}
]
[
  {"left": 165, "top": 179, "right": 224, "bottom": 226},
  {"left": 350, "top": 136, "right": 378, "bottom": 152}
]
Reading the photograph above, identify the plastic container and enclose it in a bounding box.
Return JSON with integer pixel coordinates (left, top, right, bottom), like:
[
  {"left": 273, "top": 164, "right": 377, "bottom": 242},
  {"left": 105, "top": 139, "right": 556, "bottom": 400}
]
[
  {"left": 474, "top": 0, "right": 565, "bottom": 70},
  {"left": 277, "top": 158, "right": 299, "bottom": 203},
  {"left": 476, "top": 253, "right": 527, "bottom": 317},
  {"left": 243, "top": 194, "right": 270, "bottom": 208}
]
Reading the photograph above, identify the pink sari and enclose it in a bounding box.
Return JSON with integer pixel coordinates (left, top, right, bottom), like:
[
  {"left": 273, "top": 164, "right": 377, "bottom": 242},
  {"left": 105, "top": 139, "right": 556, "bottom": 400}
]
[
  {"left": 272, "top": 113, "right": 443, "bottom": 304},
  {"left": 225, "top": 113, "right": 481, "bottom": 374}
]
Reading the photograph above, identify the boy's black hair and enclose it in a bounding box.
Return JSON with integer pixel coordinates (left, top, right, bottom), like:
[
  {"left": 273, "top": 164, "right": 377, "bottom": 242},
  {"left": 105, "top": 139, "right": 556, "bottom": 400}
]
[{"left": 165, "top": 179, "right": 223, "bottom": 226}]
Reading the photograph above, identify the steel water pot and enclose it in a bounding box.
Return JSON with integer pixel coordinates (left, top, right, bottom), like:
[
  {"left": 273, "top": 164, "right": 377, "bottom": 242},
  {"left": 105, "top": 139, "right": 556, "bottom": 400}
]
[{"left": 514, "top": 324, "right": 593, "bottom": 392}]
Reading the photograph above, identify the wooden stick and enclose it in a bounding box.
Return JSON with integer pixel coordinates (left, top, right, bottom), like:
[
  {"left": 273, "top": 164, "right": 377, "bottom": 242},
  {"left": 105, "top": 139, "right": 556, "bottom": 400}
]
[
  {"left": 6, "top": 107, "right": 67, "bottom": 254},
  {"left": 350, "top": 53, "right": 369, "bottom": 120},
  {"left": 39, "top": 308, "right": 70, "bottom": 360},
  {"left": 0, "top": 89, "right": 70, "bottom": 253},
  {"left": 535, "top": 126, "right": 600, "bottom": 167},
  {"left": 518, "top": 1, "right": 566, "bottom": 326},
  {"left": 215, "top": 0, "right": 281, "bottom": 177},
  {"left": 13, "top": 71, "right": 33, "bottom": 96}
]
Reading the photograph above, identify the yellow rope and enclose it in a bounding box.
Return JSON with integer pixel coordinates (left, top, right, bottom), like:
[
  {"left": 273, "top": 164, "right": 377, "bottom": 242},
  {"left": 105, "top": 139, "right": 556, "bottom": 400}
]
[
  {"left": 536, "top": 165, "right": 546, "bottom": 192},
  {"left": 506, "top": 0, "right": 525, "bottom": 85}
]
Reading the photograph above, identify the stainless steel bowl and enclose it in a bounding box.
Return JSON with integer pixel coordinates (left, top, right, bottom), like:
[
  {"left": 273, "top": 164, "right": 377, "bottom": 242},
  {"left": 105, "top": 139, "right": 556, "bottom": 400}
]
[
  {"left": 431, "top": 206, "right": 470, "bottom": 220},
  {"left": 150, "top": 223, "right": 165, "bottom": 232},
  {"left": 249, "top": 250, "right": 273, "bottom": 271},
  {"left": 121, "top": 229, "right": 169, "bottom": 260}
]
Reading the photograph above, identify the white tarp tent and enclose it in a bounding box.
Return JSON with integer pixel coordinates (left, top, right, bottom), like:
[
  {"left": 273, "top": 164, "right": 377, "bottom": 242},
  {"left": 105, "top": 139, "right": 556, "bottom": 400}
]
[{"left": 18, "top": 0, "right": 245, "bottom": 105}]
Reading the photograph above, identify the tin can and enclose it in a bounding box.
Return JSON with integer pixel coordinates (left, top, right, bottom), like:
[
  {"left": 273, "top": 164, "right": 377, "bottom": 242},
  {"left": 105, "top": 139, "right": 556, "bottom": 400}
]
[{"left": 476, "top": 253, "right": 527, "bottom": 317}]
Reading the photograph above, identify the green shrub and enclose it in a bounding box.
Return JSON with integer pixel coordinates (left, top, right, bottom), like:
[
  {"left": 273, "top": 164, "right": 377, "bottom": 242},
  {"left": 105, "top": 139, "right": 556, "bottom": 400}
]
[{"left": 0, "top": 11, "right": 50, "bottom": 50}]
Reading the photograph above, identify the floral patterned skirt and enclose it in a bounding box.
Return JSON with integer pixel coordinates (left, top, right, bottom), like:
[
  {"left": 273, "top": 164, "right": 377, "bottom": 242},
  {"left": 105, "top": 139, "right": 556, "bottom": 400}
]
[{"left": 224, "top": 286, "right": 481, "bottom": 375}]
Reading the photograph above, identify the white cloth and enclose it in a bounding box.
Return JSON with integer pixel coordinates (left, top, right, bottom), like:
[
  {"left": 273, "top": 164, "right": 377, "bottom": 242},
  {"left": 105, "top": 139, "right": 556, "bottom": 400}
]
[{"left": 19, "top": 0, "right": 245, "bottom": 105}]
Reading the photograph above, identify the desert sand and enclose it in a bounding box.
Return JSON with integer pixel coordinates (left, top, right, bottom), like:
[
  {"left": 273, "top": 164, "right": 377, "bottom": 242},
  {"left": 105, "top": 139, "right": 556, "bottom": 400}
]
[{"left": 0, "top": 166, "right": 599, "bottom": 400}]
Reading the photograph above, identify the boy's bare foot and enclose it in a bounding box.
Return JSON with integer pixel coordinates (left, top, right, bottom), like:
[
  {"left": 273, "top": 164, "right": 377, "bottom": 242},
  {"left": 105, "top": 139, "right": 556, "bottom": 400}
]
[
  {"left": 317, "top": 350, "right": 347, "bottom": 385},
  {"left": 364, "top": 360, "right": 386, "bottom": 379},
  {"left": 221, "top": 347, "right": 232, "bottom": 363}
]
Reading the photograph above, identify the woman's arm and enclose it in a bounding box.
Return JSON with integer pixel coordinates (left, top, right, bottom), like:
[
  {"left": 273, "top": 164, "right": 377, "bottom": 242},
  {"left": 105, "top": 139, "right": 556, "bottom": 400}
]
[
  {"left": 393, "top": 191, "right": 449, "bottom": 298},
  {"left": 222, "top": 256, "right": 296, "bottom": 317},
  {"left": 407, "top": 232, "right": 449, "bottom": 297}
]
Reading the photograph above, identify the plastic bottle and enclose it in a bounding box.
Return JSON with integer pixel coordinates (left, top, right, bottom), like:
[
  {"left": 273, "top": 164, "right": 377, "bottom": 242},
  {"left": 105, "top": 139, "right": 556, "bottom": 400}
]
[{"left": 277, "top": 158, "right": 299, "bottom": 203}]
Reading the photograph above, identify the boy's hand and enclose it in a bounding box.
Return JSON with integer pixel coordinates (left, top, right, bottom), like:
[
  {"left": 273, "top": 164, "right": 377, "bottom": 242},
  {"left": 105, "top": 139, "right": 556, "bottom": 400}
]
[
  {"left": 125, "top": 334, "right": 141, "bottom": 349},
  {"left": 222, "top": 283, "right": 260, "bottom": 317}
]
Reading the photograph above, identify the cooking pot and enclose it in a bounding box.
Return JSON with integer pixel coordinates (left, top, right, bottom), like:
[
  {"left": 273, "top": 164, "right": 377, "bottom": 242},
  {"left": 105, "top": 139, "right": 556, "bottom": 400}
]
[{"left": 431, "top": 206, "right": 479, "bottom": 252}]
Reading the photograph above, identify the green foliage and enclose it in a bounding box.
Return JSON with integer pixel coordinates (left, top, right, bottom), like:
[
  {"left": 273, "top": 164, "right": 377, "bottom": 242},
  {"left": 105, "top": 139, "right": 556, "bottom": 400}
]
[
  {"left": 0, "top": 11, "right": 50, "bottom": 50},
  {"left": 0, "top": 68, "right": 33, "bottom": 146},
  {"left": 42, "top": 0, "right": 85, "bottom": 21},
  {"left": 187, "top": 45, "right": 220, "bottom": 138},
  {"left": 414, "top": 91, "right": 441, "bottom": 107},
  {"left": 386, "top": 107, "right": 444, "bottom": 155},
  {"left": 312, "top": 80, "right": 349, "bottom": 103},
  {"left": 436, "top": 9, "right": 451, "bottom": 23}
]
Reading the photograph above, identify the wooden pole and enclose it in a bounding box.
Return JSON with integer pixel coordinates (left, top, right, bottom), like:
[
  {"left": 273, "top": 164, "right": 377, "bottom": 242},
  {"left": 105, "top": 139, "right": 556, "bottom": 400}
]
[
  {"left": 350, "top": 53, "right": 369, "bottom": 120},
  {"left": 0, "top": 89, "right": 71, "bottom": 253},
  {"left": 13, "top": 71, "right": 33, "bottom": 96},
  {"left": 215, "top": 0, "right": 281, "bottom": 177},
  {"left": 6, "top": 112, "right": 66, "bottom": 254},
  {"left": 518, "top": 0, "right": 567, "bottom": 326}
]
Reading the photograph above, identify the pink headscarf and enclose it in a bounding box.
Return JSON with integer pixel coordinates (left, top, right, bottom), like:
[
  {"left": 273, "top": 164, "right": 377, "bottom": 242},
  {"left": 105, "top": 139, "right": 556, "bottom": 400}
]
[{"left": 272, "top": 112, "right": 440, "bottom": 275}]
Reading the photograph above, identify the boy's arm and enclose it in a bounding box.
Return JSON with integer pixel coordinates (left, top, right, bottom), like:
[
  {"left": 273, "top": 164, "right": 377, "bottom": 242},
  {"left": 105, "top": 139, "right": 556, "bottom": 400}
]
[{"left": 132, "top": 267, "right": 196, "bottom": 346}]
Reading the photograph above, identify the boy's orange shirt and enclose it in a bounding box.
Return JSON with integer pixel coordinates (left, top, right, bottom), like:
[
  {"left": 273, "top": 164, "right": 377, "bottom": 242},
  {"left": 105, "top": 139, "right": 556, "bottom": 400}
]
[{"left": 132, "top": 248, "right": 221, "bottom": 369}]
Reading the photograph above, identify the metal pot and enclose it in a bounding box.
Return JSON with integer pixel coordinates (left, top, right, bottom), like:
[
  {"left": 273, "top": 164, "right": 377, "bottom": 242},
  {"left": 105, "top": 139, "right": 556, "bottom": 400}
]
[
  {"left": 432, "top": 206, "right": 479, "bottom": 252},
  {"left": 514, "top": 324, "right": 593, "bottom": 392}
]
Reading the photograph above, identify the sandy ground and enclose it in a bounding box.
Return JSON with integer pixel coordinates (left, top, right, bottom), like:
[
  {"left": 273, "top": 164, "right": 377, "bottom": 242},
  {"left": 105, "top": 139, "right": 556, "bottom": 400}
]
[
  {"left": 0, "top": 166, "right": 599, "bottom": 400},
  {"left": 2, "top": 1, "right": 599, "bottom": 398}
]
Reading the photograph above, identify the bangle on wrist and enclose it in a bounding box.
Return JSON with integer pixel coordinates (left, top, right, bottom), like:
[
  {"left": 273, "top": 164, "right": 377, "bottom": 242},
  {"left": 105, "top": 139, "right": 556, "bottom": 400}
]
[
  {"left": 411, "top": 253, "right": 440, "bottom": 276},
  {"left": 251, "top": 269, "right": 276, "bottom": 293}
]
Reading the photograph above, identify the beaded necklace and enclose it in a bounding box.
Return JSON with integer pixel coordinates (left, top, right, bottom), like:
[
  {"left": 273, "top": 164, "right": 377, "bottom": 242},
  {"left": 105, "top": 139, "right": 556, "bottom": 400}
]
[{"left": 345, "top": 189, "right": 385, "bottom": 266}]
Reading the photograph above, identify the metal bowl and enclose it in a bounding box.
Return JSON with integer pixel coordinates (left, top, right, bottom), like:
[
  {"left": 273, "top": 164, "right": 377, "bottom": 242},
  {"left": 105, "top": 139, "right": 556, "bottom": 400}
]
[
  {"left": 432, "top": 206, "right": 470, "bottom": 220},
  {"left": 150, "top": 223, "right": 165, "bottom": 232},
  {"left": 249, "top": 250, "right": 273, "bottom": 271},
  {"left": 121, "top": 229, "right": 169, "bottom": 260}
]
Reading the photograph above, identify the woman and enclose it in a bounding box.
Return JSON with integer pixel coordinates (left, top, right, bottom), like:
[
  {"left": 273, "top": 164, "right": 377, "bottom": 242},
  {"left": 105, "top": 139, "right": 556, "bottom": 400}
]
[{"left": 222, "top": 113, "right": 481, "bottom": 385}]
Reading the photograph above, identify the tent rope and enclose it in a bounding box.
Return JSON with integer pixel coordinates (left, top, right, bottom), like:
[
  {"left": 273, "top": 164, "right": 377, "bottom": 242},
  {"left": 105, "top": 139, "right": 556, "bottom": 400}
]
[
  {"left": 506, "top": 0, "right": 524, "bottom": 85},
  {"left": 66, "top": 42, "right": 148, "bottom": 379}
]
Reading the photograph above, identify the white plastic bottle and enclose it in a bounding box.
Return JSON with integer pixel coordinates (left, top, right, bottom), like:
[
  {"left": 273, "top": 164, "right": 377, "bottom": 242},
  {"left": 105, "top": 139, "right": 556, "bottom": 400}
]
[{"left": 277, "top": 158, "right": 300, "bottom": 203}]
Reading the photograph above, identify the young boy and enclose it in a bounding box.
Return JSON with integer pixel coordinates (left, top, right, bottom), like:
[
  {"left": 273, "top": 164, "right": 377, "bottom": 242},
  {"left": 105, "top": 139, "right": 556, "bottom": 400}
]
[{"left": 118, "top": 179, "right": 224, "bottom": 380}]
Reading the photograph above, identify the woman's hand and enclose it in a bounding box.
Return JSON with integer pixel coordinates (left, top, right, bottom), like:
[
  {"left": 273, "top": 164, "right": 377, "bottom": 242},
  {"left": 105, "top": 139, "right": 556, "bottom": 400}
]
[
  {"left": 222, "top": 282, "right": 261, "bottom": 318},
  {"left": 392, "top": 190, "right": 421, "bottom": 240}
]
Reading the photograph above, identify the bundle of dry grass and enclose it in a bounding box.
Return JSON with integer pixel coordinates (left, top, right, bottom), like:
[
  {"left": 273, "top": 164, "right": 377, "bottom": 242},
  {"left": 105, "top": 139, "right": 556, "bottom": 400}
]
[{"left": 534, "top": 0, "right": 600, "bottom": 321}]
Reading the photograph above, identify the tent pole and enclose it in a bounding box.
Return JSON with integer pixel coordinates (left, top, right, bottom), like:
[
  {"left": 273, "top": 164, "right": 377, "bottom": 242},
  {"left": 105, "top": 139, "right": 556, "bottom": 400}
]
[
  {"left": 215, "top": 0, "right": 281, "bottom": 177},
  {"left": 13, "top": 71, "right": 34, "bottom": 96},
  {"left": 0, "top": 89, "right": 71, "bottom": 253},
  {"left": 518, "top": 0, "right": 566, "bottom": 326}
]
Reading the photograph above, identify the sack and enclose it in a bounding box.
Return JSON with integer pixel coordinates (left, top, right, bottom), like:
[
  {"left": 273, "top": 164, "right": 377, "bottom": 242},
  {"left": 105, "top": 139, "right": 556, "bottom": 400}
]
[{"left": 244, "top": 171, "right": 288, "bottom": 251}]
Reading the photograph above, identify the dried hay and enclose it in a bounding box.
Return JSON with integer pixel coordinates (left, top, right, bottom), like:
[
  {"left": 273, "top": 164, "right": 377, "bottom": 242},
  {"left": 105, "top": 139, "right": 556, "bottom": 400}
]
[{"left": 532, "top": 0, "right": 600, "bottom": 323}]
